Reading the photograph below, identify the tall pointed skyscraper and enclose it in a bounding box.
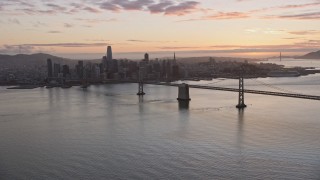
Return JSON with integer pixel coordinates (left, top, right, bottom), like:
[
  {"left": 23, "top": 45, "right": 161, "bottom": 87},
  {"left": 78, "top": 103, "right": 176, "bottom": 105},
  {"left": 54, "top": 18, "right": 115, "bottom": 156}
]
[
  {"left": 144, "top": 53, "right": 149, "bottom": 62},
  {"left": 173, "top": 52, "right": 177, "bottom": 64},
  {"left": 107, "top": 46, "right": 112, "bottom": 61}
]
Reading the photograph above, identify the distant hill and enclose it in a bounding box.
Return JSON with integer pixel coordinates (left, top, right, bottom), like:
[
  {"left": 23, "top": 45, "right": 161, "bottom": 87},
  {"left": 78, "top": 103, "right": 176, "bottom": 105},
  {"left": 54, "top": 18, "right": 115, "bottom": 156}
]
[
  {"left": 0, "top": 53, "right": 262, "bottom": 67},
  {"left": 297, "top": 50, "right": 320, "bottom": 59},
  {"left": 0, "top": 53, "right": 77, "bottom": 67},
  {"left": 177, "top": 56, "right": 261, "bottom": 64}
]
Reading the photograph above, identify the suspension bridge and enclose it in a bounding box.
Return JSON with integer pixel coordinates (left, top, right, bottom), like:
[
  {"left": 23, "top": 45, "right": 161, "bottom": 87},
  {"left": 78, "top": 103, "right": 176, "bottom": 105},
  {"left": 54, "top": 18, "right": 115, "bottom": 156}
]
[
  {"left": 135, "top": 76, "right": 320, "bottom": 109},
  {"left": 149, "top": 82, "right": 320, "bottom": 101}
]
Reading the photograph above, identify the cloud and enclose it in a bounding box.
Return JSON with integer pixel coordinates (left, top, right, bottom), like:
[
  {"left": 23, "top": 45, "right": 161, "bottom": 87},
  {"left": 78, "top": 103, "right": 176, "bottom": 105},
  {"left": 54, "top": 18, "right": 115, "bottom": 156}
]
[
  {"left": 86, "top": 39, "right": 110, "bottom": 42},
  {"left": 295, "top": 40, "right": 320, "bottom": 47},
  {"left": 278, "top": 2, "right": 320, "bottom": 10},
  {"left": 158, "top": 40, "right": 320, "bottom": 53},
  {"left": 16, "top": 8, "right": 57, "bottom": 15},
  {"left": 33, "top": 21, "right": 47, "bottom": 27},
  {"left": 148, "top": 1, "right": 173, "bottom": 13},
  {"left": 100, "top": 2, "right": 121, "bottom": 11},
  {"left": 0, "top": 45, "right": 35, "bottom": 54},
  {"left": 250, "top": 2, "right": 320, "bottom": 13},
  {"left": 2, "top": 0, "right": 201, "bottom": 17},
  {"left": 158, "top": 46, "right": 200, "bottom": 49},
  {"left": 127, "top": 39, "right": 179, "bottom": 43},
  {"left": 20, "top": 43, "right": 111, "bottom": 47},
  {"left": 283, "top": 37, "right": 303, "bottom": 40},
  {"left": 110, "top": 0, "right": 154, "bottom": 10},
  {"left": 69, "top": 3, "right": 101, "bottom": 13},
  {"left": 98, "top": 0, "right": 200, "bottom": 15},
  {"left": 64, "top": 23, "right": 73, "bottom": 28},
  {"left": 48, "top": 31, "right": 61, "bottom": 34},
  {"left": 209, "top": 40, "right": 320, "bottom": 51},
  {"left": 0, "top": 42, "right": 112, "bottom": 54},
  {"left": 127, "top": 39, "right": 150, "bottom": 42},
  {"left": 46, "top": 3, "right": 67, "bottom": 11},
  {"left": 8, "top": 18, "right": 20, "bottom": 24},
  {"left": 230, "top": 2, "right": 320, "bottom": 21},
  {"left": 288, "top": 30, "right": 320, "bottom": 35},
  {"left": 83, "top": 6, "right": 101, "bottom": 13},
  {"left": 164, "top": 1, "right": 199, "bottom": 16},
  {"left": 265, "top": 12, "right": 320, "bottom": 20},
  {"left": 0, "top": 0, "right": 34, "bottom": 11},
  {"left": 75, "top": 18, "right": 118, "bottom": 24},
  {"left": 179, "top": 11, "right": 250, "bottom": 21},
  {"left": 20, "top": 1, "right": 35, "bottom": 8},
  {"left": 4, "top": 1, "right": 101, "bottom": 15},
  {"left": 205, "top": 11, "right": 249, "bottom": 20}
]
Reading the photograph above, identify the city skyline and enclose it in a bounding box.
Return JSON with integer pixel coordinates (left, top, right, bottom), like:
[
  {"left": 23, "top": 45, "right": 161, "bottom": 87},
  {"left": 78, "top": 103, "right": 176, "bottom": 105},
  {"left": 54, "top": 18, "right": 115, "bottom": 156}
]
[{"left": 0, "top": 0, "right": 320, "bottom": 58}]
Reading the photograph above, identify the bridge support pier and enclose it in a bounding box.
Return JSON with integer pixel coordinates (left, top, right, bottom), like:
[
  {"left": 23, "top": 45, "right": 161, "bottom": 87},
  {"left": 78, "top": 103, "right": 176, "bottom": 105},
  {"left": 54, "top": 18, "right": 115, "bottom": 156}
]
[
  {"left": 137, "top": 82, "right": 145, "bottom": 96},
  {"left": 236, "top": 76, "right": 247, "bottom": 109},
  {"left": 177, "top": 83, "right": 191, "bottom": 101},
  {"left": 137, "top": 66, "right": 145, "bottom": 96}
]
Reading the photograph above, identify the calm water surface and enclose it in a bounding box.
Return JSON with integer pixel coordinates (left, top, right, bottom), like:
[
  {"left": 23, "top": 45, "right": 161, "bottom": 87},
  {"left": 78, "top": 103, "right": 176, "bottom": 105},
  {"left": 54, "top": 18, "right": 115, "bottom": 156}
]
[
  {"left": 266, "top": 58, "right": 320, "bottom": 68},
  {"left": 0, "top": 74, "right": 320, "bottom": 179}
]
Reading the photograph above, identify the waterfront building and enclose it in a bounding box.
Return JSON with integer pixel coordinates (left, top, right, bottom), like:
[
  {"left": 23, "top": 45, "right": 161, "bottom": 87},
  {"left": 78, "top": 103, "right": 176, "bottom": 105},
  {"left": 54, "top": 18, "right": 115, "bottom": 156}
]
[
  {"left": 53, "top": 63, "right": 60, "bottom": 78},
  {"left": 62, "top": 65, "right": 70, "bottom": 78},
  {"left": 47, "top": 58, "right": 53, "bottom": 78},
  {"left": 77, "top": 61, "right": 84, "bottom": 79}
]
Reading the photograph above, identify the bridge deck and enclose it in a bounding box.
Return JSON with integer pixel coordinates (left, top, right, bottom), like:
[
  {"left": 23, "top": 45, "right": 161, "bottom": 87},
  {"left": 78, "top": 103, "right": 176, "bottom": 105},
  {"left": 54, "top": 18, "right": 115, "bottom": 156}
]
[{"left": 148, "top": 82, "right": 320, "bottom": 101}]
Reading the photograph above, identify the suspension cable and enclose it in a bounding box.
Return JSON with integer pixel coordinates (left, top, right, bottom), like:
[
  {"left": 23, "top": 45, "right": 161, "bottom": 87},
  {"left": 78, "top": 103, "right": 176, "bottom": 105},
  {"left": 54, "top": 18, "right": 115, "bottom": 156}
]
[{"left": 249, "top": 78, "right": 301, "bottom": 94}]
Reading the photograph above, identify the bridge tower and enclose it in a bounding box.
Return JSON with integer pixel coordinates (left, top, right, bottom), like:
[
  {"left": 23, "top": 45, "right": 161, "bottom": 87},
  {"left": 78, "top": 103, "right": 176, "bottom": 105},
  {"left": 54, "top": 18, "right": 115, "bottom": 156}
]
[
  {"left": 177, "top": 83, "right": 191, "bottom": 101},
  {"left": 137, "top": 66, "right": 145, "bottom": 96},
  {"left": 236, "top": 76, "right": 247, "bottom": 109},
  {"left": 137, "top": 82, "right": 145, "bottom": 96}
]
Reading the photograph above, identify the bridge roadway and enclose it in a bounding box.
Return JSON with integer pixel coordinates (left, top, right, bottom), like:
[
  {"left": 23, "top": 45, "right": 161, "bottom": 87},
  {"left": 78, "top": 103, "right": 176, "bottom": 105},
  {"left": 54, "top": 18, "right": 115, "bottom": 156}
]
[{"left": 146, "top": 82, "right": 320, "bottom": 101}]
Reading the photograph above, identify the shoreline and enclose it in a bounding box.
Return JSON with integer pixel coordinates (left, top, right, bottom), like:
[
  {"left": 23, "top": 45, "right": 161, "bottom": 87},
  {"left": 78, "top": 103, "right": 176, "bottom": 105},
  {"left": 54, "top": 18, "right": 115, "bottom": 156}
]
[{"left": 2, "top": 71, "right": 320, "bottom": 89}]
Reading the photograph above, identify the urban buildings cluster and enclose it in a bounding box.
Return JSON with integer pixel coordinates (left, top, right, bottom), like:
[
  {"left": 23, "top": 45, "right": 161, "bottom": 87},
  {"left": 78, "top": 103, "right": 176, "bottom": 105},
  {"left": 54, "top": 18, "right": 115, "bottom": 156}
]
[
  {"left": 0, "top": 60, "right": 47, "bottom": 85},
  {"left": 2, "top": 46, "right": 314, "bottom": 86},
  {"left": 46, "top": 46, "right": 181, "bottom": 85},
  {"left": 100, "top": 46, "right": 180, "bottom": 81}
]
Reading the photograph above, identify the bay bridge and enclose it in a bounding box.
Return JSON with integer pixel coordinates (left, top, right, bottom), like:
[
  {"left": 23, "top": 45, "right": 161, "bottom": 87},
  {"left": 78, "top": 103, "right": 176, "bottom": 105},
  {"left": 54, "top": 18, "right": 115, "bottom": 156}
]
[
  {"left": 136, "top": 75, "right": 320, "bottom": 109},
  {"left": 149, "top": 82, "right": 320, "bottom": 101}
]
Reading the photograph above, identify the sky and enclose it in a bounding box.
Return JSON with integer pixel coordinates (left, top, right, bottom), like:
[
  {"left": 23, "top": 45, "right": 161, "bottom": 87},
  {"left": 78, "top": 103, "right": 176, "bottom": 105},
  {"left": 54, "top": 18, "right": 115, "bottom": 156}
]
[{"left": 0, "top": 0, "right": 319, "bottom": 59}]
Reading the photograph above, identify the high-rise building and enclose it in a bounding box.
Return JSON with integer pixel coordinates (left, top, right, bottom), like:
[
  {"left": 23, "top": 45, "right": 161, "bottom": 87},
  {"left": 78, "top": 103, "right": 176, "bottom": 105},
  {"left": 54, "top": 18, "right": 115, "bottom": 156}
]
[
  {"left": 107, "top": 46, "right": 112, "bottom": 61},
  {"left": 77, "top": 61, "right": 84, "bottom": 79},
  {"left": 53, "top": 63, "right": 61, "bottom": 77},
  {"left": 47, "top": 58, "right": 53, "bottom": 78},
  {"left": 62, "top": 65, "right": 70, "bottom": 78},
  {"left": 173, "top": 52, "right": 177, "bottom": 64},
  {"left": 144, "top": 53, "right": 149, "bottom": 62},
  {"left": 102, "top": 56, "right": 107, "bottom": 69},
  {"left": 172, "top": 64, "right": 180, "bottom": 79}
]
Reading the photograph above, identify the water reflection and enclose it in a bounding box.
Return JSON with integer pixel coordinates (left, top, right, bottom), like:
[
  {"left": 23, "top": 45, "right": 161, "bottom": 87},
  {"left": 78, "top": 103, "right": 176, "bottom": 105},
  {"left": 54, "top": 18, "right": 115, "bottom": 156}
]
[
  {"left": 138, "top": 96, "right": 144, "bottom": 103},
  {"left": 177, "top": 100, "right": 190, "bottom": 138},
  {"left": 1, "top": 83, "right": 319, "bottom": 179},
  {"left": 237, "top": 109, "right": 244, "bottom": 139},
  {"left": 48, "top": 88, "right": 54, "bottom": 108},
  {"left": 138, "top": 96, "right": 144, "bottom": 114},
  {"left": 236, "top": 109, "right": 245, "bottom": 151},
  {"left": 236, "top": 109, "right": 246, "bottom": 178}
]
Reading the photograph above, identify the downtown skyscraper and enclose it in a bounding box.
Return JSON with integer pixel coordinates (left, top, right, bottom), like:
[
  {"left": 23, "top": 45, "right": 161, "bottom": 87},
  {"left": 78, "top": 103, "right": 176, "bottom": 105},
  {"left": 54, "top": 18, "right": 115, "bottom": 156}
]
[{"left": 107, "top": 46, "right": 112, "bottom": 61}]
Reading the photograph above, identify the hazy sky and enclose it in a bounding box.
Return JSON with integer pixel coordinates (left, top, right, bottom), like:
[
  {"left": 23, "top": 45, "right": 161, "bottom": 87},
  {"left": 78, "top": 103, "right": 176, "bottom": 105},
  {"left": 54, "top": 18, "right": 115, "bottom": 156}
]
[{"left": 0, "top": 0, "right": 319, "bottom": 58}]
